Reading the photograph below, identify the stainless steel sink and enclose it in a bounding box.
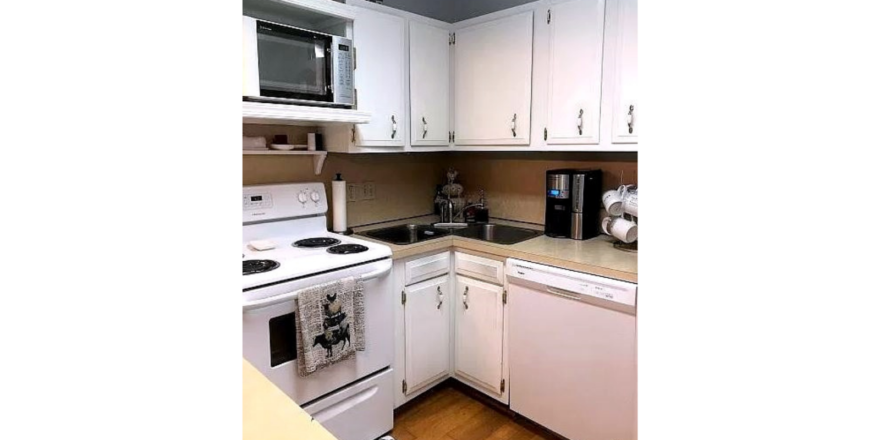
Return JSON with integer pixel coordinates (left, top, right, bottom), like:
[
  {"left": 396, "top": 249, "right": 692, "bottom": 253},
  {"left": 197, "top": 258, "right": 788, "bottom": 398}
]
[
  {"left": 450, "top": 223, "right": 541, "bottom": 245},
  {"left": 363, "top": 224, "right": 452, "bottom": 245}
]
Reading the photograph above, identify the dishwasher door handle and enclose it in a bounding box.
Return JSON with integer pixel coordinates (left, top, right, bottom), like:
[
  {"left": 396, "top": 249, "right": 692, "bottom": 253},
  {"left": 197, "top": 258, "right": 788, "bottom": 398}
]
[{"left": 545, "top": 286, "right": 583, "bottom": 301}]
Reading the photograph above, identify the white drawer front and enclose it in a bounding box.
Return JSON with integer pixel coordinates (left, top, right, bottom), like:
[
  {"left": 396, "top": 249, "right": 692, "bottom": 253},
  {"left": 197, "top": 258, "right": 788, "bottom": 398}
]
[
  {"left": 302, "top": 369, "right": 393, "bottom": 440},
  {"left": 455, "top": 251, "right": 504, "bottom": 285},
  {"left": 405, "top": 251, "right": 451, "bottom": 286}
]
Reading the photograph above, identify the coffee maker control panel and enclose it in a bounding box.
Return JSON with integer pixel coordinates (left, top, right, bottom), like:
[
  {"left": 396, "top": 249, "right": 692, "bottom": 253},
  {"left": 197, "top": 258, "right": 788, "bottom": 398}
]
[{"left": 547, "top": 174, "right": 570, "bottom": 199}]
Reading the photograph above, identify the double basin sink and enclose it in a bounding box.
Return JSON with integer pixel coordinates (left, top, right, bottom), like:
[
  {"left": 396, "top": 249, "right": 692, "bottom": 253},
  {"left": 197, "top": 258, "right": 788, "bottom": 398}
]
[{"left": 364, "top": 223, "right": 541, "bottom": 246}]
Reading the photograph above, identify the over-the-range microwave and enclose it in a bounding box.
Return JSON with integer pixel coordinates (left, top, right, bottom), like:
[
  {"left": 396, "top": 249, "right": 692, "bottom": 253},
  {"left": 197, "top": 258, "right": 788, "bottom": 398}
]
[{"left": 243, "top": 16, "right": 354, "bottom": 108}]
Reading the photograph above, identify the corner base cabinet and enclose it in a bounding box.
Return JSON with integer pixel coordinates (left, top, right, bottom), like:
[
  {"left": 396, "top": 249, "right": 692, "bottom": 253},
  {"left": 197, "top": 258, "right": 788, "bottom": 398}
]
[
  {"left": 453, "top": 275, "right": 505, "bottom": 396},
  {"left": 393, "top": 251, "right": 453, "bottom": 407},
  {"left": 451, "top": 250, "right": 509, "bottom": 403},
  {"left": 403, "top": 274, "right": 451, "bottom": 395}
]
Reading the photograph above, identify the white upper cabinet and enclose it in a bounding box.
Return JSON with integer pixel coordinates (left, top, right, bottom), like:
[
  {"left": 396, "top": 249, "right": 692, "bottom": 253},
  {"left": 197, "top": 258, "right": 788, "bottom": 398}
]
[
  {"left": 353, "top": 7, "right": 406, "bottom": 146},
  {"left": 546, "top": 0, "right": 606, "bottom": 145},
  {"left": 409, "top": 21, "right": 451, "bottom": 147},
  {"left": 454, "top": 12, "right": 534, "bottom": 146},
  {"left": 609, "top": 0, "right": 638, "bottom": 143}
]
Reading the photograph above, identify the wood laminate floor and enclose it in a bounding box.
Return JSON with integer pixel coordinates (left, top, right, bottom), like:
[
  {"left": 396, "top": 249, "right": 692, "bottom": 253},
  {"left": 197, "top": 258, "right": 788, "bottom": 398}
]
[{"left": 391, "top": 385, "right": 556, "bottom": 440}]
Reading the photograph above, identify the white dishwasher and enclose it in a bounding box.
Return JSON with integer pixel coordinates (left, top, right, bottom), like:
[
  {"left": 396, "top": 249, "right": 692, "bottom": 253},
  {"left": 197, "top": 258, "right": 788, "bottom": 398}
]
[{"left": 506, "top": 258, "right": 637, "bottom": 440}]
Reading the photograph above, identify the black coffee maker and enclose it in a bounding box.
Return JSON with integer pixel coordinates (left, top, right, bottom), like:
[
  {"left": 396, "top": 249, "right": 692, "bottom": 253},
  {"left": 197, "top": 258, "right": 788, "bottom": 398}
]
[{"left": 544, "top": 169, "right": 603, "bottom": 240}]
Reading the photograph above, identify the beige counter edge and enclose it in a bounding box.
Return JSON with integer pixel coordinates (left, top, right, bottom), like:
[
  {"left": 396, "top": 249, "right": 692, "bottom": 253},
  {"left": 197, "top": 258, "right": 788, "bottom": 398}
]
[
  {"left": 243, "top": 359, "right": 338, "bottom": 440},
  {"left": 352, "top": 216, "right": 638, "bottom": 284}
]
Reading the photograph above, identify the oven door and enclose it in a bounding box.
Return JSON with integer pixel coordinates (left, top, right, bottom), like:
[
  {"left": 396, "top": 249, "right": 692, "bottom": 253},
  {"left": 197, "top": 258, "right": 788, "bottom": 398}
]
[
  {"left": 242, "top": 259, "right": 393, "bottom": 405},
  {"left": 254, "top": 19, "right": 334, "bottom": 105}
]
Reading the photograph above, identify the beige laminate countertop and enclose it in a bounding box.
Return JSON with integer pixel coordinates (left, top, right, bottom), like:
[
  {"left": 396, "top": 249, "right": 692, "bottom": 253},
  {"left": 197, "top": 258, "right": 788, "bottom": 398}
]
[
  {"left": 243, "top": 359, "right": 338, "bottom": 440},
  {"left": 353, "top": 215, "right": 637, "bottom": 283}
]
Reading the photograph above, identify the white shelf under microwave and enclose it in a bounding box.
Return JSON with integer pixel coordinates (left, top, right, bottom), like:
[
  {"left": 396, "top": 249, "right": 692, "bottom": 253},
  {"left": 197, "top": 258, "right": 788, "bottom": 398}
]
[{"left": 242, "top": 101, "right": 371, "bottom": 126}]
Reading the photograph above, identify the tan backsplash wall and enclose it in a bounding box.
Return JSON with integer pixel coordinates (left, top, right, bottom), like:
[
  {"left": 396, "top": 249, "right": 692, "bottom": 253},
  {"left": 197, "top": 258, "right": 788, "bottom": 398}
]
[
  {"left": 448, "top": 152, "right": 638, "bottom": 225},
  {"left": 243, "top": 125, "right": 448, "bottom": 227},
  {"left": 244, "top": 125, "right": 637, "bottom": 227}
]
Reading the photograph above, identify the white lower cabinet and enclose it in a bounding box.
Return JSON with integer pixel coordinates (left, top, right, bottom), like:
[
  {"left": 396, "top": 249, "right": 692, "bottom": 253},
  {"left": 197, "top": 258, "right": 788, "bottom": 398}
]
[
  {"left": 393, "top": 251, "right": 452, "bottom": 407},
  {"left": 392, "top": 249, "right": 509, "bottom": 407},
  {"left": 403, "top": 274, "right": 451, "bottom": 394},
  {"left": 451, "top": 251, "right": 509, "bottom": 404},
  {"left": 633, "top": 299, "right": 642, "bottom": 440},
  {"left": 389, "top": 246, "right": 637, "bottom": 438},
  {"left": 453, "top": 274, "right": 506, "bottom": 398}
]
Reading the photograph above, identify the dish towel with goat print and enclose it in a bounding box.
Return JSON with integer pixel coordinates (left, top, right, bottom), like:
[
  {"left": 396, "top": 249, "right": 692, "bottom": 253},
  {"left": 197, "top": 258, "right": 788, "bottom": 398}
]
[{"left": 295, "top": 276, "right": 366, "bottom": 376}]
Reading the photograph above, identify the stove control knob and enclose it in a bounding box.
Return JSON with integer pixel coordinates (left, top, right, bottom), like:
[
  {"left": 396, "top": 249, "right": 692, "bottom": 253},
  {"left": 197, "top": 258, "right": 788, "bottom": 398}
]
[
  {"left": 297, "top": 192, "right": 308, "bottom": 204},
  {"left": 310, "top": 191, "right": 321, "bottom": 202}
]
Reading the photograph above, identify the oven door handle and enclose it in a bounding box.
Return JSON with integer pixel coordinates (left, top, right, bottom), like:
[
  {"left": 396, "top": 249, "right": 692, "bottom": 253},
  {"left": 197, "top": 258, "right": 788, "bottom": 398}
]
[
  {"left": 242, "top": 260, "right": 393, "bottom": 311},
  {"left": 360, "top": 260, "right": 393, "bottom": 282}
]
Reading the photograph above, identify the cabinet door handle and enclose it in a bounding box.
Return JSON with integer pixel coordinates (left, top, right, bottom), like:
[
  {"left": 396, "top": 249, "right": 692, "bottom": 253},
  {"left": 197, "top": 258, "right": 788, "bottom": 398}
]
[
  {"left": 626, "top": 105, "right": 634, "bottom": 134},
  {"left": 422, "top": 116, "right": 428, "bottom": 139},
  {"left": 391, "top": 115, "right": 398, "bottom": 139},
  {"left": 462, "top": 286, "right": 469, "bottom": 310},
  {"left": 437, "top": 286, "right": 443, "bottom": 309},
  {"left": 577, "top": 109, "right": 584, "bottom": 135},
  {"left": 510, "top": 113, "right": 517, "bottom": 137}
]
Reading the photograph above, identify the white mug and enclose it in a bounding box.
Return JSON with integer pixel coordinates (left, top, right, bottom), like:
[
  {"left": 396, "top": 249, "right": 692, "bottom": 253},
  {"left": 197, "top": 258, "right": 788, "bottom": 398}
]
[
  {"left": 603, "top": 217, "right": 638, "bottom": 243},
  {"left": 622, "top": 192, "right": 638, "bottom": 217},
  {"left": 602, "top": 188, "right": 625, "bottom": 216}
]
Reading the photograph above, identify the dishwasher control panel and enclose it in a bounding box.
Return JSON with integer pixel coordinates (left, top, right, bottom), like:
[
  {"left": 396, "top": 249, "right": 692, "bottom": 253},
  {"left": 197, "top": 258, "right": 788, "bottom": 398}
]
[{"left": 506, "top": 259, "right": 637, "bottom": 307}]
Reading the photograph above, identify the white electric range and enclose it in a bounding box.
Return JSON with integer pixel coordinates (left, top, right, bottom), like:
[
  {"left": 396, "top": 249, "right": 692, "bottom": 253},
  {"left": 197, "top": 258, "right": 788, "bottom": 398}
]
[{"left": 242, "top": 183, "right": 394, "bottom": 440}]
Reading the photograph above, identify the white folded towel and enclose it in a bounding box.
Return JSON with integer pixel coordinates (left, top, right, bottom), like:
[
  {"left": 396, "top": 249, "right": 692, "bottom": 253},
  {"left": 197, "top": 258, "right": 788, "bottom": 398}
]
[{"left": 243, "top": 136, "right": 267, "bottom": 150}]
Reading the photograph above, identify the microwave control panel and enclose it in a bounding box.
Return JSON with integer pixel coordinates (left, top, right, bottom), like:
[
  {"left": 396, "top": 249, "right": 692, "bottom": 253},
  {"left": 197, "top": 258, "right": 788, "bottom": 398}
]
[{"left": 333, "top": 39, "right": 354, "bottom": 103}]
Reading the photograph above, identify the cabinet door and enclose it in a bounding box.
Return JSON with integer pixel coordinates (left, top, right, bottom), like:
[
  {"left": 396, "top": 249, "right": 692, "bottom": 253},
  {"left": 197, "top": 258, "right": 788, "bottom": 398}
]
[
  {"left": 454, "top": 12, "right": 533, "bottom": 146},
  {"left": 454, "top": 275, "right": 504, "bottom": 393},
  {"left": 546, "top": 0, "right": 605, "bottom": 145},
  {"left": 410, "top": 21, "right": 451, "bottom": 147},
  {"left": 610, "top": 0, "right": 637, "bottom": 143},
  {"left": 354, "top": 7, "right": 406, "bottom": 146},
  {"left": 635, "top": 298, "right": 642, "bottom": 440},
  {"left": 404, "top": 275, "right": 450, "bottom": 394}
]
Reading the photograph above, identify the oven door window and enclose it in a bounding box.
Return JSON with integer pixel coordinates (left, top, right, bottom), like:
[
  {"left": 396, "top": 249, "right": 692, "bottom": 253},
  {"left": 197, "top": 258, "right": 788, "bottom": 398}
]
[
  {"left": 269, "top": 312, "right": 297, "bottom": 367},
  {"left": 256, "top": 21, "right": 332, "bottom": 103}
]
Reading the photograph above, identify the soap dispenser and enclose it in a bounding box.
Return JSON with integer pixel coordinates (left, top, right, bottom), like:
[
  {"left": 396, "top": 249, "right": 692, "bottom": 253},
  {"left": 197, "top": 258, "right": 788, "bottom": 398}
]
[{"left": 475, "top": 190, "right": 490, "bottom": 223}]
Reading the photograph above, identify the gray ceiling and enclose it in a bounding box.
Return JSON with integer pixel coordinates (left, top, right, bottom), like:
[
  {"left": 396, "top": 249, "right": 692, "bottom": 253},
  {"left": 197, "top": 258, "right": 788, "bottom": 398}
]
[{"left": 371, "top": 0, "right": 536, "bottom": 23}]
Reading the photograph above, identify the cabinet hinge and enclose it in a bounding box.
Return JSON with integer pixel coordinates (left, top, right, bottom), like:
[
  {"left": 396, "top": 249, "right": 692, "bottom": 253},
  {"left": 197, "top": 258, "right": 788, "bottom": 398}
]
[
  {"left": 354, "top": 88, "right": 358, "bottom": 108},
  {"left": 500, "top": 379, "right": 506, "bottom": 393},
  {"left": 353, "top": 47, "right": 357, "bottom": 70},
  {"left": 502, "top": 290, "right": 507, "bottom": 305},
  {"left": 351, "top": 126, "right": 356, "bottom": 143},
  {"left": 452, "top": 131, "right": 455, "bottom": 142},
  {"left": 547, "top": 9, "right": 551, "bottom": 24},
  {"left": 543, "top": 128, "right": 548, "bottom": 141},
  {"left": 402, "top": 380, "right": 408, "bottom": 394},
  {"left": 401, "top": 290, "right": 407, "bottom": 305},
  {"left": 452, "top": 33, "right": 455, "bottom": 45}
]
